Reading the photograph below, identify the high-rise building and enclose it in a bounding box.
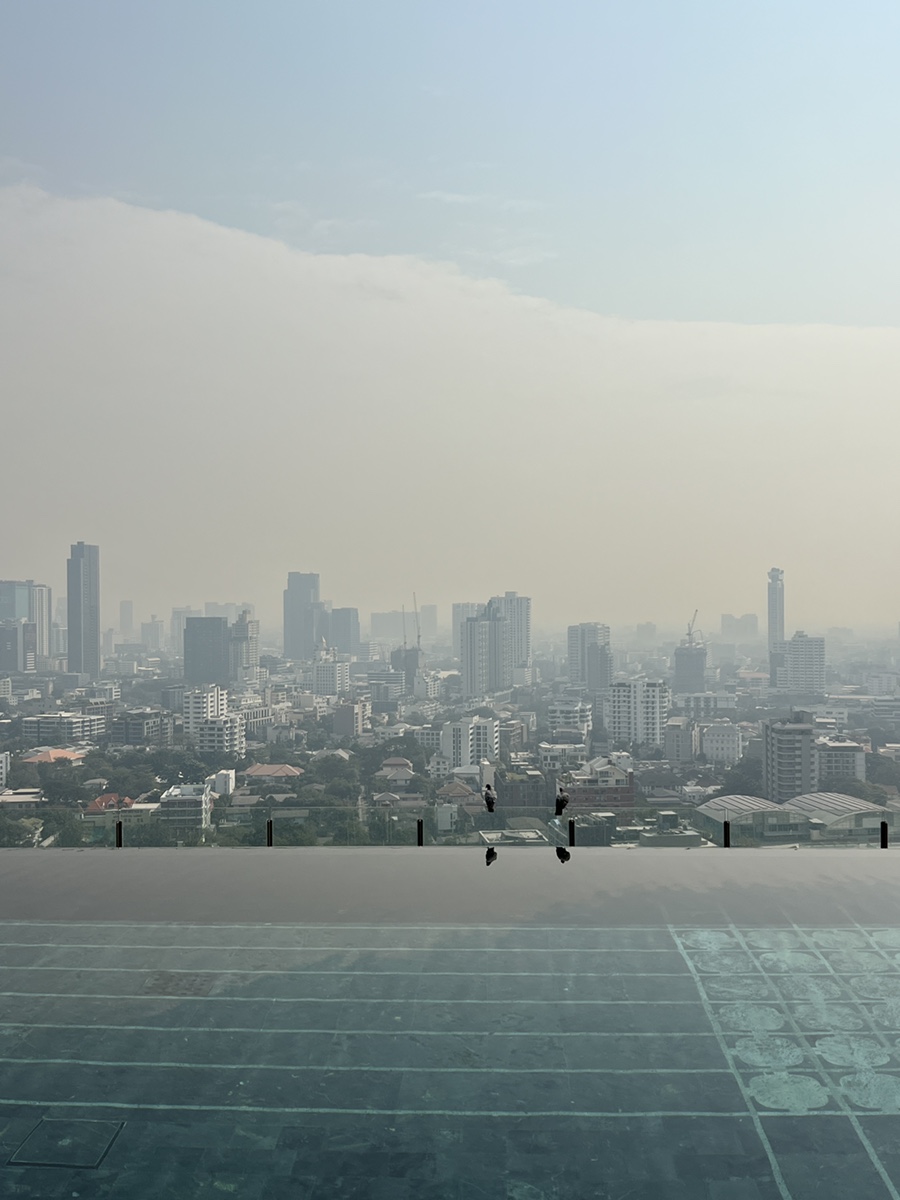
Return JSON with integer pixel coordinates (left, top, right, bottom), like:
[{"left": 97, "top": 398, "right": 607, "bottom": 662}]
[
  {"left": 420, "top": 604, "right": 438, "bottom": 644},
  {"left": 330, "top": 608, "right": 360, "bottom": 655},
  {"left": 461, "top": 608, "right": 511, "bottom": 697},
  {"left": 183, "top": 685, "right": 228, "bottom": 738},
  {"left": 119, "top": 600, "right": 133, "bottom": 636},
  {"left": 762, "top": 716, "right": 817, "bottom": 804},
  {"left": 67, "top": 542, "right": 101, "bottom": 679},
  {"left": 0, "top": 621, "right": 36, "bottom": 673},
  {"left": 141, "top": 616, "right": 165, "bottom": 651},
  {"left": 0, "top": 581, "right": 51, "bottom": 660},
  {"left": 567, "top": 623, "right": 610, "bottom": 686},
  {"left": 451, "top": 603, "right": 480, "bottom": 659},
  {"left": 440, "top": 717, "right": 500, "bottom": 768},
  {"left": 603, "top": 680, "right": 669, "bottom": 748},
  {"left": 283, "top": 573, "right": 322, "bottom": 659},
  {"left": 672, "top": 642, "right": 707, "bottom": 695},
  {"left": 586, "top": 642, "right": 613, "bottom": 693},
  {"left": 721, "top": 613, "right": 759, "bottom": 640},
  {"left": 785, "top": 631, "right": 826, "bottom": 694},
  {"left": 313, "top": 659, "right": 351, "bottom": 696},
  {"left": 488, "top": 592, "right": 532, "bottom": 669},
  {"left": 183, "top": 617, "right": 231, "bottom": 686},
  {"left": 767, "top": 568, "right": 785, "bottom": 652},
  {"left": 170, "top": 607, "right": 201, "bottom": 658},
  {"left": 230, "top": 609, "right": 260, "bottom": 684}
]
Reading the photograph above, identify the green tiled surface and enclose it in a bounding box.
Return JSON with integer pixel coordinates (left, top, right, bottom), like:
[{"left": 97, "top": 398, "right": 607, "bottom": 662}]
[{"left": 4, "top": 920, "right": 900, "bottom": 1195}]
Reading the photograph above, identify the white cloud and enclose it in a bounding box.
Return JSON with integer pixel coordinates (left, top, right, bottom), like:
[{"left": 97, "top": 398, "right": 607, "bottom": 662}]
[{"left": 1, "top": 185, "right": 898, "bottom": 630}]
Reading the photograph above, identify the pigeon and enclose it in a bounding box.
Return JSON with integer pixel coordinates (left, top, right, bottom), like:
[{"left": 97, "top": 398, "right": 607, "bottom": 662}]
[
  {"left": 485, "top": 847, "right": 498, "bottom": 866},
  {"left": 555, "top": 847, "right": 571, "bottom": 864}
]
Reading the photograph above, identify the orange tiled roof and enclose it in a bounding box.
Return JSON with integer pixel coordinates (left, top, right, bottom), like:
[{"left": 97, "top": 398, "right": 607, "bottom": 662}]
[
  {"left": 21, "top": 749, "right": 86, "bottom": 764},
  {"left": 243, "top": 763, "right": 304, "bottom": 778},
  {"left": 85, "top": 794, "right": 134, "bottom": 815}
]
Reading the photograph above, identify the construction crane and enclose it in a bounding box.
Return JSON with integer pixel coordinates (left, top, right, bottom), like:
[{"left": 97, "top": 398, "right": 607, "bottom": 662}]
[
  {"left": 412, "top": 593, "right": 422, "bottom": 652},
  {"left": 686, "top": 610, "right": 699, "bottom": 646}
]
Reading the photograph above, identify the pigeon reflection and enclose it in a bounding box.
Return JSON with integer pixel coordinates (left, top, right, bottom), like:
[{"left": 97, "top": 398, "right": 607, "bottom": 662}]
[
  {"left": 555, "top": 847, "right": 571, "bottom": 865},
  {"left": 485, "top": 847, "right": 498, "bottom": 866}
]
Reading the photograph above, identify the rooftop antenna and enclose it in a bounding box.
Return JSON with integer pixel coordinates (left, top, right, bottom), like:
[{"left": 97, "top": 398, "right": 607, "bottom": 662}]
[{"left": 413, "top": 592, "right": 421, "bottom": 652}]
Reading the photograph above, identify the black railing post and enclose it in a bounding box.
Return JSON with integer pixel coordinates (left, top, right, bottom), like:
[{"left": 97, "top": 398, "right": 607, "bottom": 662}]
[
  {"left": 568, "top": 818, "right": 575, "bottom": 847},
  {"left": 723, "top": 820, "right": 731, "bottom": 849},
  {"left": 416, "top": 819, "right": 424, "bottom": 847},
  {"left": 114, "top": 820, "right": 123, "bottom": 849},
  {"left": 882, "top": 820, "right": 889, "bottom": 849},
  {"left": 266, "top": 818, "right": 274, "bottom": 847}
]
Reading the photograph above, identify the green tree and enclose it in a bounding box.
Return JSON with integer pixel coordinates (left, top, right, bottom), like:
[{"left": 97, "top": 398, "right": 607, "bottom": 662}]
[
  {"left": 710, "top": 756, "right": 765, "bottom": 799},
  {"left": 0, "top": 816, "right": 28, "bottom": 847}
]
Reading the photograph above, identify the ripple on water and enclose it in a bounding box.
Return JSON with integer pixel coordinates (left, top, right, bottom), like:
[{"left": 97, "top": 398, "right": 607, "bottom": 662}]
[
  {"left": 792, "top": 1005, "right": 864, "bottom": 1031},
  {"left": 849, "top": 976, "right": 900, "bottom": 1000},
  {"left": 747, "top": 1073, "right": 830, "bottom": 1112},
  {"left": 815, "top": 1036, "right": 891, "bottom": 1068},
  {"left": 870, "top": 930, "right": 900, "bottom": 949},
  {"left": 824, "top": 952, "right": 892, "bottom": 974},
  {"left": 704, "top": 978, "right": 772, "bottom": 1000},
  {"left": 744, "top": 930, "right": 804, "bottom": 951},
  {"left": 716, "top": 1004, "right": 785, "bottom": 1032},
  {"left": 758, "top": 951, "right": 823, "bottom": 974},
  {"left": 841, "top": 1072, "right": 900, "bottom": 1111},
  {"left": 677, "top": 930, "right": 740, "bottom": 951},
  {"left": 733, "top": 1037, "right": 805, "bottom": 1069},
  {"left": 810, "top": 930, "right": 869, "bottom": 950},
  {"left": 777, "top": 977, "right": 842, "bottom": 1001},
  {"left": 690, "top": 952, "right": 756, "bottom": 975}
]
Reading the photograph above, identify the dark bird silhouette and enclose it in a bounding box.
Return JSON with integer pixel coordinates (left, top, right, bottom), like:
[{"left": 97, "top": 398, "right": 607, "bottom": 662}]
[
  {"left": 554, "top": 788, "right": 569, "bottom": 818},
  {"left": 556, "top": 847, "right": 571, "bottom": 864},
  {"left": 483, "top": 783, "right": 496, "bottom": 813},
  {"left": 485, "top": 847, "right": 498, "bottom": 866}
]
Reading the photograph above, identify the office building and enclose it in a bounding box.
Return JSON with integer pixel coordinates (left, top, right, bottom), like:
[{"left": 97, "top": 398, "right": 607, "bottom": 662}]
[
  {"left": 330, "top": 608, "right": 360, "bottom": 655},
  {"left": 313, "top": 659, "right": 351, "bottom": 696},
  {"left": 170, "top": 607, "right": 201, "bottom": 658},
  {"left": 184, "top": 617, "right": 231, "bottom": 686},
  {"left": 22, "top": 711, "right": 106, "bottom": 742},
  {"left": 109, "top": 708, "right": 176, "bottom": 748},
  {"left": 66, "top": 542, "right": 101, "bottom": 679},
  {"left": 283, "top": 573, "right": 322, "bottom": 660},
  {"left": 785, "top": 631, "right": 826, "bottom": 694},
  {"left": 603, "top": 680, "right": 669, "bottom": 748},
  {"left": 451, "top": 603, "right": 480, "bottom": 659},
  {"left": 440, "top": 717, "right": 500, "bottom": 768},
  {"left": 141, "top": 616, "right": 165, "bottom": 651},
  {"left": 672, "top": 641, "right": 707, "bottom": 695},
  {"left": 762, "top": 716, "right": 817, "bottom": 804},
  {"left": 702, "top": 720, "right": 744, "bottom": 765},
  {"left": 461, "top": 608, "right": 511, "bottom": 697},
  {"left": 119, "top": 600, "right": 133, "bottom": 636},
  {"left": 721, "top": 613, "right": 759, "bottom": 640},
  {"left": 230, "top": 609, "right": 260, "bottom": 684},
  {"left": 183, "top": 686, "right": 228, "bottom": 739},
  {"left": 567, "top": 623, "right": 610, "bottom": 686},
  {"left": 767, "top": 568, "right": 785, "bottom": 653},
  {"left": 195, "top": 712, "right": 246, "bottom": 757},
  {"left": 1, "top": 582, "right": 52, "bottom": 661},
  {"left": 420, "top": 605, "right": 438, "bottom": 644},
  {"left": 0, "top": 620, "right": 36, "bottom": 673},
  {"left": 816, "top": 736, "right": 866, "bottom": 783},
  {"left": 664, "top": 717, "right": 698, "bottom": 764},
  {"left": 488, "top": 592, "right": 532, "bottom": 670}
]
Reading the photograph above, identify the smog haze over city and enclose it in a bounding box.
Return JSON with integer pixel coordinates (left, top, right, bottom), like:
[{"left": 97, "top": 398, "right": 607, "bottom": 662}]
[{"left": 3, "top": 1, "right": 900, "bottom": 635}]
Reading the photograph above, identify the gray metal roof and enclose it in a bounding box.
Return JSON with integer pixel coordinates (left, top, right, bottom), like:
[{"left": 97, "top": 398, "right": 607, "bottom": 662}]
[{"left": 696, "top": 794, "right": 782, "bottom": 818}]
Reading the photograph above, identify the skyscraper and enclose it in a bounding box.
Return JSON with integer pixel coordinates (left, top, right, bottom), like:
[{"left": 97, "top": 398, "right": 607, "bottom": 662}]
[
  {"left": 330, "top": 608, "right": 361, "bottom": 655},
  {"left": 567, "top": 623, "right": 610, "bottom": 686},
  {"left": 461, "top": 608, "right": 511, "bottom": 697},
  {"left": 66, "top": 542, "right": 101, "bottom": 678},
  {"left": 451, "top": 602, "right": 480, "bottom": 660},
  {"left": 283, "top": 572, "right": 322, "bottom": 659},
  {"left": 762, "top": 715, "right": 817, "bottom": 803},
  {"left": 183, "top": 617, "right": 231, "bottom": 686},
  {"left": 230, "top": 609, "right": 260, "bottom": 684},
  {"left": 0, "top": 581, "right": 51, "bottom": 660},
  {"left": 767, "top": 568, "right": 785, "bottom": 652},
  {"left": 488, "top": 592, "right": 532, "bottom": 669}
]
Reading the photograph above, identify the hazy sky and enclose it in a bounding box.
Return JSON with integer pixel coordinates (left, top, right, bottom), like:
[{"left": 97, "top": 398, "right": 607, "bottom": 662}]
[{"left": 2, "top": 3, "right": 900, "bottom": 634}]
